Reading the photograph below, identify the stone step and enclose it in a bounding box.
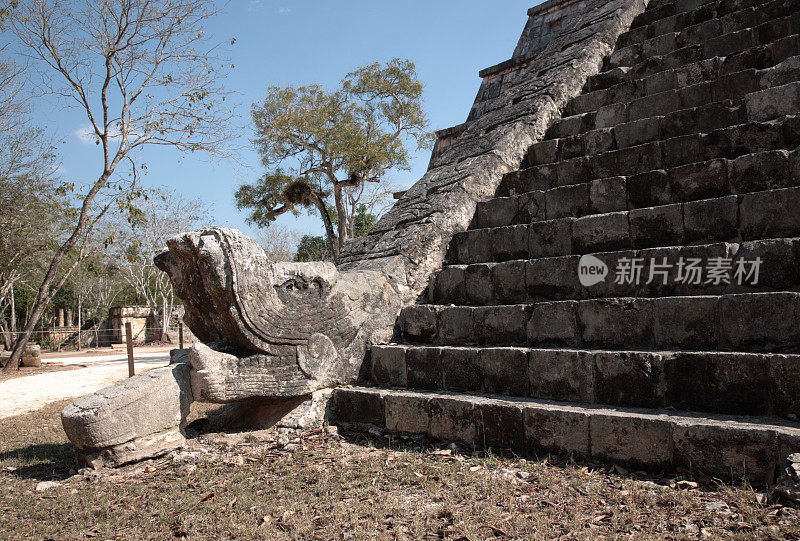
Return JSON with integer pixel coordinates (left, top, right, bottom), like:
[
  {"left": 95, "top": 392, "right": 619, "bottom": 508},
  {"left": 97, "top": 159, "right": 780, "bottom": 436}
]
[
  {"left": 369, "top": 344, "right": 800, "bottom": 419},
  {"left": 620, "top": 0, "right": 799, "bottom": 51},
  {"left": 399, "top": 292, "right": 800, "bottom": 352},
  {"left": 488, "top": 151, "right": 800, "bottom": 229},
  {"left": 534, "top": 71, "right": 800, "bottom": 164},
  {"left": 575, "top": 39, "right": 800, "bottom": 120},
  {"left": 333, "top": 386, "right": 800, "bottom": 485},
  {"left": 434, "top": 238, "right": 799, "bottom": 305},
  {"left": 455, "top": 186, "right": 800, "bottom": 264}
]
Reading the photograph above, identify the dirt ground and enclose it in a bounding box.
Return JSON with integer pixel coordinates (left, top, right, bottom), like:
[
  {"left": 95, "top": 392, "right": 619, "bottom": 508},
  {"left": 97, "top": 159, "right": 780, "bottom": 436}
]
[{"left": 0, "top": 401, "right": 798, "bottom": 540}]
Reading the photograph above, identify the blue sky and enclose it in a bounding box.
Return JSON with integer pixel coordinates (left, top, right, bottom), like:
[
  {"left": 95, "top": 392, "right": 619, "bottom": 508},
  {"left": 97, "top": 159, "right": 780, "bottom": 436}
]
[{"left": 39, "top": 1, "right": 539, "bottom": 240}]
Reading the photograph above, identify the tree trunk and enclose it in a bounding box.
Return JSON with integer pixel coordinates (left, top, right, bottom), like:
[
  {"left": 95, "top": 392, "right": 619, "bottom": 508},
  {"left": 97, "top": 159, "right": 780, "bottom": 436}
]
[
  {"left": 10, "top": 282, "right": 15, "bottom": 334},
  {"left": 77, "top": 296, "right": 82, "bottom": 351},
  {"left": 333, "top": 184, "right": 349, "bottom": 253},
  {"left": 311, "top": 193, "right": 339, "bottom": 263}
]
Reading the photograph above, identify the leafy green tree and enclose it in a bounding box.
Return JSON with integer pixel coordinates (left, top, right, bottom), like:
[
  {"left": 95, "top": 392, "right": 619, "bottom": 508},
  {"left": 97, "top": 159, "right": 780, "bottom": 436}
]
[
  {"left": 295, "top": 235, "right": 332, "bottom": 263},
  {"left": 236, "top": 58, "right": 433, "bottom": 263}
]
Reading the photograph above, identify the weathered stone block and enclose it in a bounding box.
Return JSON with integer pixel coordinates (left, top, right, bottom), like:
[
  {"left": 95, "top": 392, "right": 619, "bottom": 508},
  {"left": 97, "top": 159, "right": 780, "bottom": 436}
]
[
  {"left": 454, "top": 229, "right": 491, "bottom": 264},
  {"left": 730, "top": 150, "right": 792, "bottom": 193},
  {"left": 517, "top": 191, "right": 547, "bottom": 223},
  {"left": 573, "top": 212, "right": 631, "bottom": 253},
  {"left": 526, "top": 256, "right": 582, "bottom": 301},
  {"left": 385, "top": 392, "right": 430, "bottom": 433},
  {"left": 371, "top": 345, "right": 407, "bottom": 387},
  {"left": 428, "top": 397, "right": 477, "bottom": 445},
  {"left": 590, "top": 176, "right": 627, "bottom": 213},
  {"left": 480, "top": 348, "right": 529, "bottom": 396},
  {"left": 591, "top": 142, "right": 661, "bottom": 178},
  {"left": 529, "top": 219, "right": 574, "bottom": 258},
  {"left": 595, "top": 102, "right": 628, "bottom": 129},
  {"left": 527, "top": 301, "right": 578, "bottom": 347},
  {"left": 727, "top": 239, "right": 800, "bottom": 292},
  {"left": 61, "top": 362, "right": 193, "bottom": 468},
  {"left": 528, "top": 349, "right": 594, "bottom": 402},
  {"left": 526, "top": 139, "right": 560, "bottom": 166},
  {"left": 491, "top": 225, "right": 530, "bottom": 262},
  {"left": 628, "top": 91, "right": 679, "bottom": 122},
  {"left": 627, "top": 170, "right": 672, "bottom": 207},
  {"left": 474, "top": 305, "right": 527, "bottom": 346},
  {"left": 670, "top": 159, "right": 729, "bottom": 201},
  {"left": 431, "top": 266, "right": 465, "bottom": 305},
  {"left": 476, "top": 197, "right": 518, "bottom": 229},
  {"left": 333, "top": 388, "right": 386, "bottom": 427},
  {"left": 465, "top": 264, "right": 495, "bottom": 305},
  {"left": 546, "top": 183, "right": 590, "bottom": 219},
  {"left": 720, "top": 293, "right": 800, "bottom": 351},
  {"left": 615, "top": 117, "right": 662, "bottom": 150},
  {"left": 588, "top": 249, "right": 642, "bottom": 299},
  {"left": 740, "top": 187, "right": 800, "bottom": 239},
  {"left": 593, "top": 351, "right": 665, "bottom": 408},
  {"left": 664, "top": 352, "right": 769, "bottom": 415},
  {"left": 406, "top": 347, "right": 442, "bottom": 391},
  {"left": 441, "top": 347, "right": 481, "bottom": 392},
  {"left": 583, "top": 128, "right": 615, "bottom": 156},
  {"left": 663, "top": 134, "right": 703, "bottom": 168},
  {"left": 436, "top": 307, "right": 474, "bottom": 346},
  {"left": 569, "top": 88, "right": 609, "bottom": 116},
  {"left": 475, "top": 400, "right": 526, "bottom": 453},
  {"left": 704, "top": 28, "right": 755, "bottom": 59},
  {"left": 590, "top": 412, "right": 672, "bottom": 469},
  {"left": 746, "top": 82, "right": 800, "bottom": 122},
  {"left": 400, "top": 305, "right": 438, "bottom": 343},
  {"left": 769, "top": 354, "right": 800, "bottom": 419},
  {"left": 652, "top": 296, "right": 720, "bottom": 350},
  {"left": 684, "top": 196, "right": 738, "bottom": 243},
  {"left": 524, "top": 406, "right": 590, "bottom": 457},
  {"left": 578, "top": 298, "right": 653, "bottom": 349},
  {"left": 672, "top": 421, "right": 777, "bottom": 484},
  {"left": 629, "top": 204, "right": 684, "bottom": 248},
  {"left": 492, "top": 260, "right": 527, "bottom": 305},
  {"left": 554, "top": 157, "right": 592, "bottom": 187}
]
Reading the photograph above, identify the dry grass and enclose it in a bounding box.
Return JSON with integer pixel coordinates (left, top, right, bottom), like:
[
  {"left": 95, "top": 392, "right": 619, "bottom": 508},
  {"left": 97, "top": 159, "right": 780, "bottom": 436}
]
[{"left": 0, "top": 401, "right": 798, "bottom": 540}]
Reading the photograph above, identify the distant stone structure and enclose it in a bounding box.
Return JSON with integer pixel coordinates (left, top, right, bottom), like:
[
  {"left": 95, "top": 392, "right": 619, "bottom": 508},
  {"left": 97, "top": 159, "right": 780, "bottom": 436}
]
[{"left": 62, "top": 0, "right": 799, "bottom": 486}]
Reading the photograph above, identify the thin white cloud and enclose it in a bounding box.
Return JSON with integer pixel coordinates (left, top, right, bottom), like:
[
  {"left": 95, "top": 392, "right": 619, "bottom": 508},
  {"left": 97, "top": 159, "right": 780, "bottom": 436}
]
[
  {"left": 247, "top": 0, "right": 264, "bottom": 12},
  {"left": 276, "top": 7, "right": 292, "bottom": 14}
]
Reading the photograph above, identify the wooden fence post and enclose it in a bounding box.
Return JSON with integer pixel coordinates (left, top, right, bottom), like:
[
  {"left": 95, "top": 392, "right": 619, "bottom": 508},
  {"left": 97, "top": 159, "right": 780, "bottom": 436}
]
[{"left": 125, "top": 322, "right": 135, "bottom": 377}]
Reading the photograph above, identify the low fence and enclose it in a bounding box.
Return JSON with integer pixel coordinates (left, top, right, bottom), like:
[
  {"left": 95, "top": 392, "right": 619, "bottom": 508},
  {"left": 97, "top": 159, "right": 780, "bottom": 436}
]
[{"left": 1, "top": 323, "right": 192, "bottom": 353}]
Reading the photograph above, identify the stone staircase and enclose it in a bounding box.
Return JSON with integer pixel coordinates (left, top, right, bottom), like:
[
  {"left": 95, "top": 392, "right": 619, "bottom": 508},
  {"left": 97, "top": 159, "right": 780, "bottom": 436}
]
[{"left": 334, "top": 0, "right": 800, "bottom": 485}]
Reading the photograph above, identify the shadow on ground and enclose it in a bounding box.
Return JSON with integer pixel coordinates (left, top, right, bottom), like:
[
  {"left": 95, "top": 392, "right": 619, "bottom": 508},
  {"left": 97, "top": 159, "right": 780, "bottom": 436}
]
[{"left": 1, "top": 443, "right": 75, "bottom": 481}]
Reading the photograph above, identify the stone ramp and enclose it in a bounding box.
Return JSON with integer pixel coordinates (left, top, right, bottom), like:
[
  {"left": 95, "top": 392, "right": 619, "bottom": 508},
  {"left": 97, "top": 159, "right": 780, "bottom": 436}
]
[{"left": 335, "top": 0, "right": 800, "bottom": 484}]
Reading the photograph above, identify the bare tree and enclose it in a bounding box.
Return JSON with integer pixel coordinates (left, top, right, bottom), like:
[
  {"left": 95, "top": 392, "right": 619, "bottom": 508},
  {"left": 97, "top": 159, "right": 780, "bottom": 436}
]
[
  {"left": 115, "top": 186, "right": 212, "bottom": 338},
  {"left": 253, "top": 225, "right": 301, "bottom": 262},
  {"left": 3, "top": 0, "right": 235, "bottom": 371}
]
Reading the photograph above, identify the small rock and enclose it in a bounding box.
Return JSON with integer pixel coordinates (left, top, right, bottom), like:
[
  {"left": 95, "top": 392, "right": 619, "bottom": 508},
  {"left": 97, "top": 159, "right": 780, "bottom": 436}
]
[
  {"left": 283, "top": 443, "right": 299, "bottom": 452},
  {"left": 788, "top": 453, "right": 800, "bottom": 464},
  {"left": 35, "top": 481, "right": 61, "bottom": 492},
  {"left": 324, "top": 425, "right": 339, "bottom": 437},
  {"left": 276, "top": 434, "right": 290, "bottom": 447}
]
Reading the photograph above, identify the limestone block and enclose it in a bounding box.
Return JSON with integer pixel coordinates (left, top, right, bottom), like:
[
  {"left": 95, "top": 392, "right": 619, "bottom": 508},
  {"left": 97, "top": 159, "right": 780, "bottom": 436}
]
[
  {"left": 479, "top": 348, "right": 528, "bottom": 396},
  {"left": 526, "top": 256, "right": 582, "bottom": 301},
  {"left": 593, "top": 351, "right": 666, "bottom": 408},
  {"left": 529, "top": 219, "right": 574, "bottom": 258},
  {"left": 526, "top": 138, "right": 559, "bottom": 166},
  {"left": 491, "top": 225, "right": 530, "bottom": 262},
  {"left": 627, "top": 170, "right": 672, "bottom": 207},
  {"left": 662, "top": 134, "right": 703, "bottom": 168},
  {"left": 573, "top": 212, "right": 630, "bottom": 253},
  {"left": 441, "top": 347, "right": 481, "bottom": 392},
  {"left": 61, "top": 361, "right": 193, "bottom": 468},
  {"left": 333, "top": 387, "right": 386, "bottom": 427},
  {"left": 769, "top": 354, "right": 800, "bottom": 419},
  {"left": 492, "top": 260, "right": 527, "bottom": 305},
  {"left": 684, "top": 196, "right": 738, "bottom": 243},
  {"left": 584, "top": 128, "right": 615, "bottom": 156},
  {"left": 428, "top": 396, "right": 477, "bottom": 445},
  {"left": 664, "top": 352, "right": 769, "bottom": 416},
  {"left": 475, "top": 400, "right": 526, "bottom": 453},
  {"left": 527, "top": 301, "right": 578, "bottom": 346},
  {"left": 746, "top": 82, "right": 800, "bottom": 122},
  {"left": 652, "top": 296, "right": 720, "bottom": 350},
  {"left": 525, "top": 405, "right": 590, "bottom": 457},
  {"left": 406, "top": 347, "right": 442, "bottom": 391},
  {"left": 729, "top": 150, "right": 791, "bottom": 192},
  {"left": 578, "top": 298, "right": 653, "bottom": 349},
  {"left": 670, "top": 160, "right": 730, "bottom": 201},
  {"left": 464, "top": 264, "right": 495, "bottom": 305},
  {"left": 629, "top": 203, "right": 684, "bottom": 248},
  {"left": 517, "top": 191, "right": 547, "bottom": 223},
  {"left": 720, "top": 292, "right": 800, "bottom": 351},
  {"left": 431, "top": 266, "right": 466, "bottom": 305},
  {"left": 740, "top": 187, "right": 800, "bottom": 240},
  {"left": 590, "top": 411, "right": 672, "bottom": 469},
  {"left": 545, "top": 183, "right": 590, "bottom": 219},
  {"left": 436, "top": 306, "right": 474, "bottom": 346},
  {"left": 528, "top": 349, "right": 594, "bottom": 402},
  {"left": 474, "top": 305, "right": 527, "bottom": 345},
  {"left": 476, "top": 196, "right": 518, "bottom": 229},
  {"left": 370, "top": 345, "right": 407, "bottom": 388}
]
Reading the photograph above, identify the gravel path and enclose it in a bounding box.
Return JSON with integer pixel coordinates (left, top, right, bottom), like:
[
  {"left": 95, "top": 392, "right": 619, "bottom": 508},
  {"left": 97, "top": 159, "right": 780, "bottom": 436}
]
[{"left": 0, "top": 350, "right": 172, "bottom": 419}]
